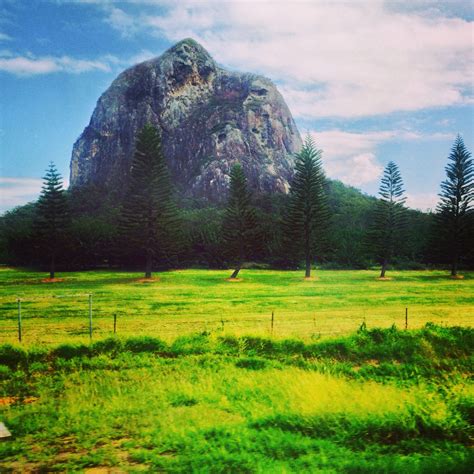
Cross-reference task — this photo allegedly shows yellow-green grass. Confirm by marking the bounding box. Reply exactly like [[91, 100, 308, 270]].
[[1, 325, 473, 472], [0, 267, 472, 345]]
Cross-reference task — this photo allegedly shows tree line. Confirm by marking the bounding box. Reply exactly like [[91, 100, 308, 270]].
[[1, 125, 472, 279]]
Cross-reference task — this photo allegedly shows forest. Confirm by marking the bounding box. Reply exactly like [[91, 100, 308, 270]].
[[0, 130, 472, 277]]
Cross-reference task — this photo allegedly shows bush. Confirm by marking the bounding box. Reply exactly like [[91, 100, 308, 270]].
[[0, 344, 27, 369], [91, 337, 124, 355], [235, 357, 267, 370], [278, 339, 306, 356], [52, 343, 90, 360], [123, 336, 167, 353], [217, 336, 240, 355], [171, 334, 211, 355], [241, 337, 277, 356]]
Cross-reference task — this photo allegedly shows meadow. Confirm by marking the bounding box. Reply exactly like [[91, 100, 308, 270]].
[[0, 267, 473, 472], [0, 267, 472, 345], [0, 325, 473, 472]]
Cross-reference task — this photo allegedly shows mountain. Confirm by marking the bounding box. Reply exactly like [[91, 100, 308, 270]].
[[70, 38, 302, 202]]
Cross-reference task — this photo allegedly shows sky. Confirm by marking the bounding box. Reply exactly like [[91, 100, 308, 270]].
[[0, 0, 473, 214]]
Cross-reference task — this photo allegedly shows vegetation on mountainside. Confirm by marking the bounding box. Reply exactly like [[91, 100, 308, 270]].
[[0, 135, 472, 273]]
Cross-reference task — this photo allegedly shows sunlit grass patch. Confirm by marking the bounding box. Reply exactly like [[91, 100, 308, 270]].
[[0, 268, 472, 345]]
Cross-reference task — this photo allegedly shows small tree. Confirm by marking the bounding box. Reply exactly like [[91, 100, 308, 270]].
[[120, 124, 180, 278], [435, 135, 473, 276], [222, 164, 258, 279], [368, 161, 406, 278], [35, 162, 69, 279], [284, 135, 329, 278]]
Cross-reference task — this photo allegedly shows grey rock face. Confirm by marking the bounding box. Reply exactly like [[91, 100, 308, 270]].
[[70, 39, 302, 202]]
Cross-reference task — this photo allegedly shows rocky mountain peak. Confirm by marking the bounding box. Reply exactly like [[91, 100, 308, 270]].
[[70, 39, 302, 202]]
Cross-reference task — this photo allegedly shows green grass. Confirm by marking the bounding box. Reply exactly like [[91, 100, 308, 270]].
[[0, 268, 472, 472], [0, 267, 472, 345], [0, 325, 473, 472]]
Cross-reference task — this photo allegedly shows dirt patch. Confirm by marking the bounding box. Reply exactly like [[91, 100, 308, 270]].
[[0, 396, 38, 406], [226, 278, 242, 282], [450, 275, 464, 280], [41, 278, 65, 283], [136, 277, 161, 283], [304, 276, 319, 281], [2, 461, 43, 473], [85, 468, 125, 474], [376, 277, 392, 281]]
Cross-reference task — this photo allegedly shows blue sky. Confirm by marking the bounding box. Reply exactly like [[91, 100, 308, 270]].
[[0, 0, 473, 213]]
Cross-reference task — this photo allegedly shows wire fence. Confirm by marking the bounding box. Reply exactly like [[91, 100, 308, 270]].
[[1, 293, 471, 345]]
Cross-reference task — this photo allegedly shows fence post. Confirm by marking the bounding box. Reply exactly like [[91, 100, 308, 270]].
[[271, 311, 274, 335], [114, 313, 117, 334], [89, 294, 93, 340], [405, 307, 408, 330], [17, 299, 22, 343]]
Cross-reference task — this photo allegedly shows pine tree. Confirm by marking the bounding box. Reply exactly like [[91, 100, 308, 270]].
[[120, 124, 180, 279], [284, 135, 329, 278], [435, 135, 474, 277], [222, 164, 258, 279], [35, 162, 69, 279], [369, 161, 406, 278]]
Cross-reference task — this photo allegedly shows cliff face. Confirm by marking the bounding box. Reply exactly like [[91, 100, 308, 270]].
[[70, 38, 302, 202]]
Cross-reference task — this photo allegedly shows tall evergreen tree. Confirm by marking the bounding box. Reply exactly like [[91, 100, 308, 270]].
[[368, 161, 406, 278], [284, 135, 329, 278], [120, 124, 180, 279], [222, 164, 258, 279], [35, 162, 69, 279], [435, 135, 473, 276]]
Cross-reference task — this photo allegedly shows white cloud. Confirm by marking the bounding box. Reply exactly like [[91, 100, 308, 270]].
[[326, 151, 383, 187], [0, 48, 161, 76], [0, 54, 111, 76], [405, 192, 439, 212], [0, 32, 11, 41], [311, 129, 451, 187], [0, 176, 71, 214], [105, 6, 139, 37], [0, 177, 42, 213], [105, 1, 473, 119]]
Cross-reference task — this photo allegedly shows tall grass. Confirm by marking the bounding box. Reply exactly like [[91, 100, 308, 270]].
[[1, 325, 472, 472]]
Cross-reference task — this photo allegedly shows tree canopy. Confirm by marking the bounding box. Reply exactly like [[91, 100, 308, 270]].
[[284, 135, 329, 278], [35, 162, 70, 279], [120, 124, 180, 278], [367, 161, 407, 278], [434, 135, 474, 276], [222, 163, 259, 279]]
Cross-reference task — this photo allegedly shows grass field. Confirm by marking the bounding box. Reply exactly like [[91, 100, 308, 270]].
[[0, 325, 473, 472], [0, 267, 473, 345], [1, 267, 472, 472]]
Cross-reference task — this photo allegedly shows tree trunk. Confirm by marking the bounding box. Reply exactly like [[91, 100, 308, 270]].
[[50, 253, 55, 280], [230, 263, 241, 279], [145, 250, 152, 279], [380, 260, 387, 278], [304, 220, 311, 278], [451, 256, 458, 277], [305, 256, 311, 278]]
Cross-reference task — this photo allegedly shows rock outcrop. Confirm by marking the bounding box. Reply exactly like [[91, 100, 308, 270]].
[[70, 38, 302, 202]]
